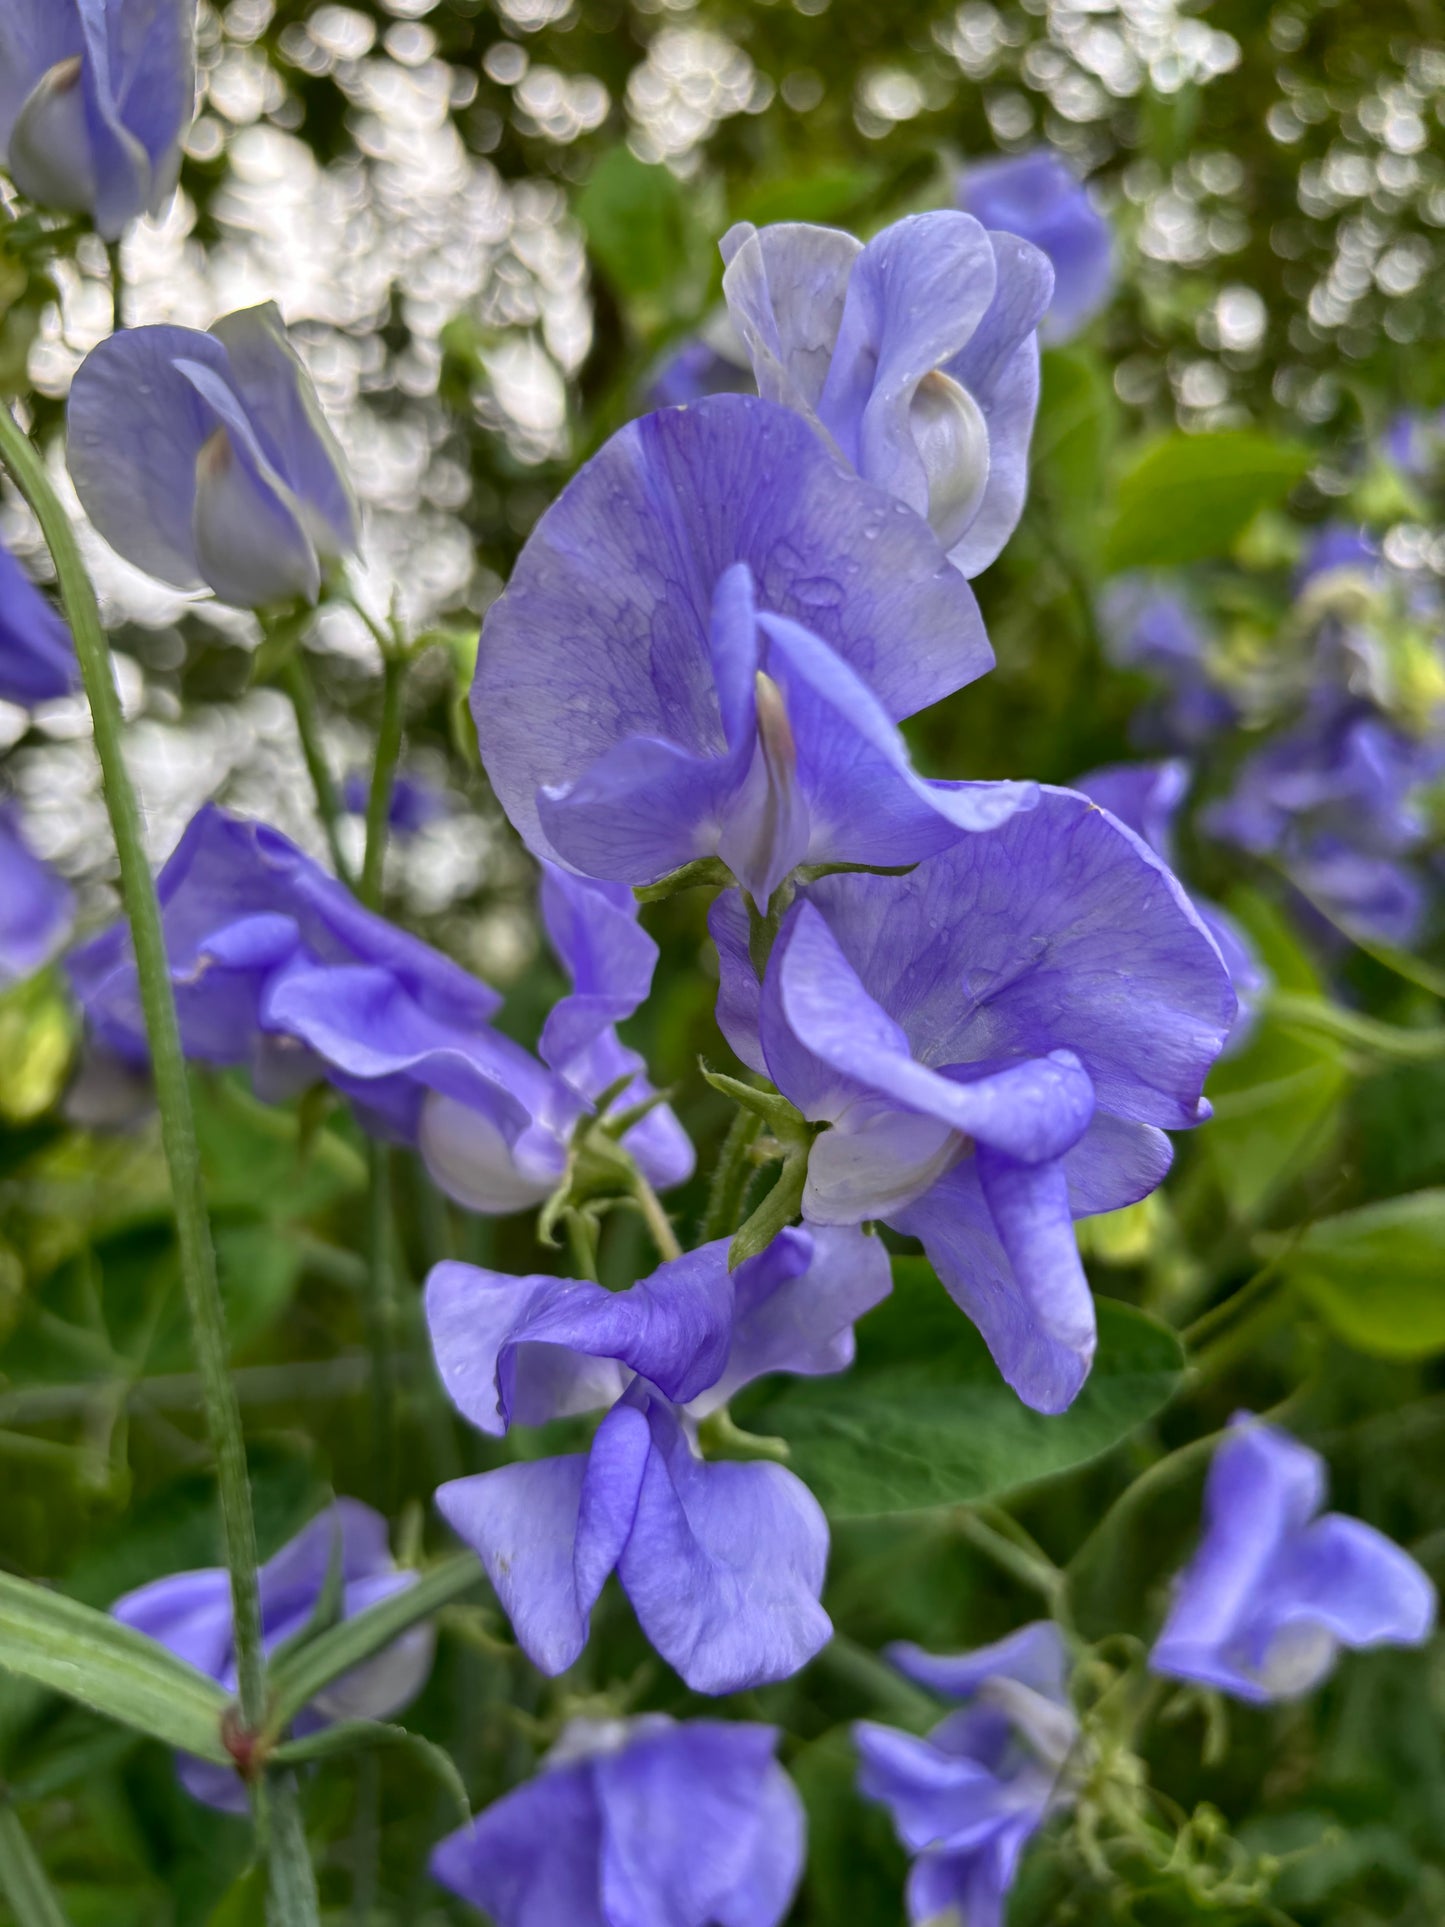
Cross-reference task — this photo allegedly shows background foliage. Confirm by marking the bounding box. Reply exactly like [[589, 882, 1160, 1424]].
[[2, 0, 1445, 1921]]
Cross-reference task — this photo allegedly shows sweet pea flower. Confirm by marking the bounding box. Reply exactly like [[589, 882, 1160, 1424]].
[[473, 394, 1021, 897], [1151, 1416, 1436, 1704], [0, 806, 72, 986], [428, 1225, 890, 1692], [112, 1500, 436, 1811], [1296, 522, 1381, 592], [0, 541, 77, 705], [719, 212, 1052, 577], [0, 0, 195, 239], [1075, 760, 1266, 1048], [856, 1622, 1080, 1927], [1205, 703, 1441, 946], [1383, 406, 1445, 480], [431, 1715, 804, 1927], [67, 304, 358, 608], [711, 789, 1235, 1412], [1102, 580, 1236, 750], [957, 148, 1114, 344], [67, 806, 691, 1213], [340, 769, 450, 834]]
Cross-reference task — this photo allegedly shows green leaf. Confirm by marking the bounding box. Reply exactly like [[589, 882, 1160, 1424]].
[[731, 1258, 1184, 1516], [734, 164, 882, 228], [264, 1553, 481, 1734], [0, 1570, 230, 1760], [0, 1805, 71, 1927], [270, 1719, 470, 1827], [1032, 345, 1118, 560], [1279, 1190, 1445, 1360], [576, 148, 688, 300], [1103, 431, 1313, 572], [1204, 890, 1347, 1218]]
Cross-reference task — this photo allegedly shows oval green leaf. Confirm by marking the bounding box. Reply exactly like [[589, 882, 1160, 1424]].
[[1103, 430, 1312, 572], [1281, 1189, 1445, 1360], [731, 1257, 1184, 1517]]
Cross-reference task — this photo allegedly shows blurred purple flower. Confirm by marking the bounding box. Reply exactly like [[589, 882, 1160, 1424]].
[[712, 789, 1235, 1412], [0, 805, 72, 986], [958, 147, 1114, 344], [112, 1499, 435, 1811], [340, 769, 450, 835], [1383, 407, 1445, 480], [1151, 1415, 1436, 1704], [0, 540, 77, 705], [720, 212, 1052, 576], [0, 0, 195, 239], [67, 806, 691, 1212], [431, 1714, 804, 1927], [1205, 704, 1441, 946], [646, 317, 751, 408], [1102, 580, 1236, 750], [68, 304, 357, 608], [473, 395, 1014, 896], [428, 1225, 889, 1691], [1295, 522, 1381, 592], [856, 1621, 1079, 1927], [1075, 760, 1267, 1047]]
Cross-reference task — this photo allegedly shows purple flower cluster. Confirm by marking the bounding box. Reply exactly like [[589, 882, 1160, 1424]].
[[856, 1622, 1080, 1927], [68, 805, 691, 1211]]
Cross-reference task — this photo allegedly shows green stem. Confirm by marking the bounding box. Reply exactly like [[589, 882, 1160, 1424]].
[[360, 650, 406, 909], [630, 1168, 683, 1263], [1267, 991, 1445, 1063], [0, 407, 266, 1728], [699, 1107, 763, 1244], [259, 1775, 321, 1927], [281, 653, 352, 884], [564, 1211, 600, 1283], [365, 1141, 398, 1512], [0, 1805, 70, 1927], [957, 1509, 1066, 1610]]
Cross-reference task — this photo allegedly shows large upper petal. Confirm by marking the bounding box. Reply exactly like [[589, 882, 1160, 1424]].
[[473, 395, 989, 862], [617, 1398, 830, 1694], [797, 787, 1235, 1130], [719, 219, 860, 425], [67, 323, 229, 587], [425, 1248, 734, 1436]]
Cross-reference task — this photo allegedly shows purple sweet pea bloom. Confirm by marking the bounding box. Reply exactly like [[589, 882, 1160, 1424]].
[[67, 806, 691, 1212], [1383, 407, 1445, 479], [1075, 760, 1267, 1048], [719, 212, 1052, 577], [67, 304, 358, 608], [340, 770, 450, 834], [0, 0, 195, 239], [431, 1714, 804, 1927], [712, 789, 1235, 1412], [112, 1499, 436, 1811], [428, 1226, 889, 1692], [0, 540, 77, 705], [1296, 522, 1380, 591], [473, 394, 1014, 895], [1151, 1415, 1436, 1704], [0, 805, 73, 986], [1102, 580, 1236, 750], [957, 148, 1114, 345], [1205, 704, 1441, 946], [856, 1621, 1080, 1927]]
